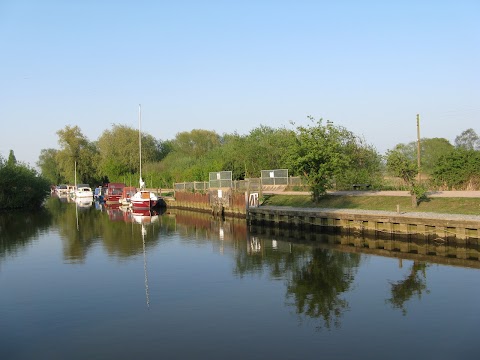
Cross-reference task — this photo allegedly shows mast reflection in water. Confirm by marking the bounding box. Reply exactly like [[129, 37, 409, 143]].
[[0, 198, 479, 359]]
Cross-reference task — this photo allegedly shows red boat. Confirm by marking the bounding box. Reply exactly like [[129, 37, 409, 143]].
[[104, 183, 125, 204], [130, 190, 158, 209], [119, 186, 137, 206]]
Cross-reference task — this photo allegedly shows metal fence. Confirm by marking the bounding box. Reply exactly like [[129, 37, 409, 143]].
[[209, 171, 233, 188], [174, 176, 306, 192], [260, 169, 289, 185], [174, 181, 209, 192]]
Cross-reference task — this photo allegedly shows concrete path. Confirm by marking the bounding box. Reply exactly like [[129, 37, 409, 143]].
[[262, 190, 480, 198]]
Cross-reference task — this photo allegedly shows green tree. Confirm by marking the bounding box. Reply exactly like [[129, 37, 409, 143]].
[[0, 152, 50, 209], [420, 138, 454, 174], [334, 137, 383, 189], [285, 117, 356, 201], [212, 132, 249, 180], [172, 129, 221, 157], [55, 126, 99, 185], [386, 138, 454, 176], [431, 148, 480, 189], [37, 148, 64, 185], [242, 126, 296, 178], [386, 148, 426, 206], [7, 150, 16, 166], [455, 128, 479, 150], [97, 124, 162, 182]]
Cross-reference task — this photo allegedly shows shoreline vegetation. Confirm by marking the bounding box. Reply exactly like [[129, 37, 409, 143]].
[[261, 194, 480, 216], [3, 122, 480, 212]]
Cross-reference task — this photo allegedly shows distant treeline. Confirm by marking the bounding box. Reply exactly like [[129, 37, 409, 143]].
[[33, 118, 480, 198]]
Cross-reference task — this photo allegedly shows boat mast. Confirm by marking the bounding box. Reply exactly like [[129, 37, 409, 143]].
[[139, 104, 142, 188]]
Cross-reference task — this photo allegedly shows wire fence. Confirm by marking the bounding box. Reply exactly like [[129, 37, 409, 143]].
[[174, 176, 305, 192]]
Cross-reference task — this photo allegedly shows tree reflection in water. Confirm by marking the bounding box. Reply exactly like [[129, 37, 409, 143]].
[[386, 261, 429, 315], [0, 207, 52, 259], [235, 236, 361, 330], [286, 248, 360, 329]]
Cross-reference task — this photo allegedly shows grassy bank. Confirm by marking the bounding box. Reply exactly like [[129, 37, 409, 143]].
[[261, 194, 480, 215]]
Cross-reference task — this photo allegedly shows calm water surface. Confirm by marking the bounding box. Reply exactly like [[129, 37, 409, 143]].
[[1, 196, 479, 359]]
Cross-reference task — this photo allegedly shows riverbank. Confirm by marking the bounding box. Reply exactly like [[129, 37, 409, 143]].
[[261, 192, 480, 216], [247, 205, 480, 243]]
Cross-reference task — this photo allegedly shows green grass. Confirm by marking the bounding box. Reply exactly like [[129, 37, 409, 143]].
[[261, 194, 480, 215]]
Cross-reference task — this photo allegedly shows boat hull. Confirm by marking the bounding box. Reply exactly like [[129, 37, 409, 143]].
[[131, 191, 158, 209]]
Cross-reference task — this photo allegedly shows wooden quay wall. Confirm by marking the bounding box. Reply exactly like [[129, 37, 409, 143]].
[[247, 206, 480, 244]]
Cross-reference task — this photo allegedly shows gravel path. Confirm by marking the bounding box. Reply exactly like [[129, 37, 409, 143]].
[[263, 190, 480, 198]]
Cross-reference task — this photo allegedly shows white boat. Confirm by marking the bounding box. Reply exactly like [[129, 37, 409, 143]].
[[75, 186, 94, 199], [67, 185, 77, 197], [55, 184, 68, 197]]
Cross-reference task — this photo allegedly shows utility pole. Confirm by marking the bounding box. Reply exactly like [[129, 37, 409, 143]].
[[416, 114, 421, 182]]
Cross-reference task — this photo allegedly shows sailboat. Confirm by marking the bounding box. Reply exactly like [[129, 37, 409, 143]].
[[73, 161, 94, 201], [131, 104, 159, 209]]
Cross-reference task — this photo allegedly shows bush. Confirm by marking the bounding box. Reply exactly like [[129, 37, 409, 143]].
[[0, 159, 51, 210]]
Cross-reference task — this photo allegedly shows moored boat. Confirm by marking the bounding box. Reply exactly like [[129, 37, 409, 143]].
[[130, 190, 158, 209], [75, 185, 94, 199], [55, 184, 68, 197], [104, 183, 125, 204], [119, 186, 137, 206], [67, 185, 77, 198], [94, 186, 104, 201], [131, 105, 159, 210]]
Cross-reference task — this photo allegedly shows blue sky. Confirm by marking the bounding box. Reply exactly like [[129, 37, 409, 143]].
[[1, 0, 478, 167]]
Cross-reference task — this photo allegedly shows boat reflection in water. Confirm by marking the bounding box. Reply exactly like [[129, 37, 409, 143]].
[[105, 204, 161, 225], [75, 196, 93, 209], [131, 208, 159, 224]]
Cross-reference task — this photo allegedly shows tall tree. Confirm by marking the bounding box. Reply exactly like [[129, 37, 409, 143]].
[[242, 126, 296, 178], [172, 129, 221, 157], [431, 148, 480, 189], [334, 137, 383, 189], [37, 148, 64, 185], [7, 150, 17, 166], [388, 138, 453, 175], [420, 138, 454, 174], [385, 148, 425, 206], [285, 117, 356, 201], [96, 124, 162, 182], [455, 128, 479, 150], [55, 126, 99, 185]]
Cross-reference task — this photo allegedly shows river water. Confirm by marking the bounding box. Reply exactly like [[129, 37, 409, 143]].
[[1, 196, 479, 359]]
